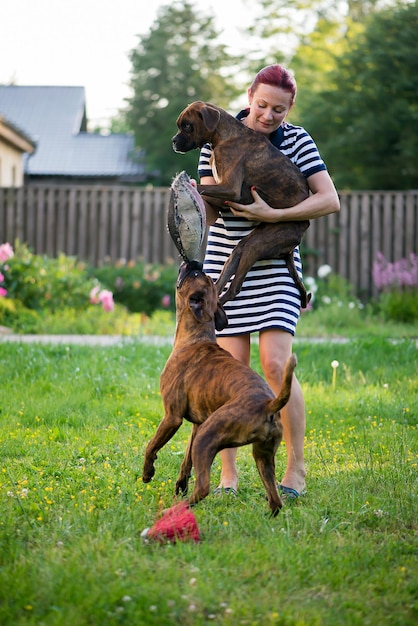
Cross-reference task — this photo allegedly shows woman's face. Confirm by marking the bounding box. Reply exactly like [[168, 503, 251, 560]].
[[245, 83, 293, 136]]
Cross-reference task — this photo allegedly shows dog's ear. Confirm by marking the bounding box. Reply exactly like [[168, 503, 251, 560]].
[[214, 302, 228, 331], [200, 104, 220, 132]]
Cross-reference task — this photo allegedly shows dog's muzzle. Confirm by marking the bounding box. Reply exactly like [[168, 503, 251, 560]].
[[177, 260, 204, 288], [172, 137, 183, 153], [172, 134, 197, 154]]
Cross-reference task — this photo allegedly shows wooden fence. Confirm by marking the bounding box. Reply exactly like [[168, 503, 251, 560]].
[[1, 184, 417, 298]]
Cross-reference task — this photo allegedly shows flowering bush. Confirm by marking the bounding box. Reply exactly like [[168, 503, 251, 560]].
[[0, 241, 114, 331], [372, 252, 418, 290], [90, 260, 177, 315], [303, 264, 363, 313], [372, 252, 418, 323], [89, 286, 114, 312], [0, 242, 14, 264], [299, 264, 368, 333], [0, 243, 14, 298]]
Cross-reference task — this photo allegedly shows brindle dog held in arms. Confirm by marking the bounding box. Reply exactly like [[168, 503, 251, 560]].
[[172, 101, 311, 307], [142, 261, 297, 515]]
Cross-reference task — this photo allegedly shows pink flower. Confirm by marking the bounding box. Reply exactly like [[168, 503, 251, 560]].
[[0, 272, 4, 282], [0, 243, 14, 263], [89, 286, 101, 304], [0, 287, 7, 297], [99, 289, 114, 312], [161, 294, 171, 308], [90, 285, 114, 311], [373, 252, 418, 290]]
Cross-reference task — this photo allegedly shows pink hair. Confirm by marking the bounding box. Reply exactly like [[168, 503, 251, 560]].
[[249, 64, 297, 104]]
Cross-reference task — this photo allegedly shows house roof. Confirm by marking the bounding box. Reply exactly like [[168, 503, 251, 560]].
[[0, 85, 144, 179], [0, 114, 36, 154]]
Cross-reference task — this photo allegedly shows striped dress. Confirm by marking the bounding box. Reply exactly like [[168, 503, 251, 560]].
[[198, 109, 327, 337]]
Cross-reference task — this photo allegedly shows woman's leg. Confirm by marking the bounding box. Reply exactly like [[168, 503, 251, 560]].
[[215, 334, 251, 491], [259, 330, 306, 494]]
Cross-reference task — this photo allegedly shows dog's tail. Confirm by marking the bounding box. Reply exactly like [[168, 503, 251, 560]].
[[266, 354, 297, 414]]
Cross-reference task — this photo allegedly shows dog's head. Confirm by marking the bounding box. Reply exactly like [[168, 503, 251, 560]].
[[172, 101, 221, 154], [176, 261, 228, 332]]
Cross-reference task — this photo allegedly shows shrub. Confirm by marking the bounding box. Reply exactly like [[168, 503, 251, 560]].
[[303, 264, 364, 313], [0, 241, 114, 332], [0, 241, 179, 333], [1, 241, 111, 313], [378, 290, 418, 324], [35, 305, 140, 335], [0, 299, 39, 333], [372, 252, 418, 323], [372, 252, 418, 290], [298, 264, 370, 334], [90, 260, 178, 316]]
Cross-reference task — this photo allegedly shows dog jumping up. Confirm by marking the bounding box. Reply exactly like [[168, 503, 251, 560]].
[[142, 261, 297, 515], [172, 100, 311, 307]]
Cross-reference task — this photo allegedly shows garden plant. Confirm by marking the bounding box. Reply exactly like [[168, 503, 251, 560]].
[[0, 242, 177, 335], [372, 252, 418, 324]]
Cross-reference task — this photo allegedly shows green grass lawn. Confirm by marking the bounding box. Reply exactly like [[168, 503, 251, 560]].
[[0, 337, 417, 625]]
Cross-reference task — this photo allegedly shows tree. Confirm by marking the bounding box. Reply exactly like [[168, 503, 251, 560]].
[[241, 0, 393, 133], [123, 2, 241, 186], [245, 0, 377, 70], [295, 1, 418, 189], [245, 0, 406, 98], [289, 16, 353, 122]]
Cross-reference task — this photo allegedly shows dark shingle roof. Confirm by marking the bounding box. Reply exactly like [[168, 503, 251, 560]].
[[0, 85, 143, 179]]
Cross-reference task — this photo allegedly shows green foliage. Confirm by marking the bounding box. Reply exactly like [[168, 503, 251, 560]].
[[289, 17, 356, 128], [246, 0, 384, 72], [303, 264, 366, 326], [0, 244, 93, 332], [34, 305, 143, 336], [371, 251, 418, 323], [378, 289, 418, 324], [124, 1, 242, 185], [0, 242, 114, 333], [0, 242, 181, 334], [0, 339, 416, 625], [295, 1, 418, 190], [0, 298, 39, 333], [90, 260, 178, 315], [298, 264, 418, 337], [3, 242, 98, 313], [309, 267, 359, 309]]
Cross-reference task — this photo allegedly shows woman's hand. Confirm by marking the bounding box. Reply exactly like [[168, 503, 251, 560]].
[[226, 170, 340, 223], [226, 187, 282, 223]]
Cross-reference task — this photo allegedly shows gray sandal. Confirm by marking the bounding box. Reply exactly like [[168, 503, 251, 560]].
[[213, 486, 237, 496]]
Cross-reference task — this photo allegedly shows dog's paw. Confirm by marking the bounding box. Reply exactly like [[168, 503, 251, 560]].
[[175, 478, 189, 495], [142, 464, 155, 483]]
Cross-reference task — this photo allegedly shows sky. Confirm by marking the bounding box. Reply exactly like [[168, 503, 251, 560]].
[[1, 0, 259, 130]]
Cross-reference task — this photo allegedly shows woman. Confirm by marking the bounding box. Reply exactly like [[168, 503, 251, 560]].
[[198, 64, 340, 498]]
